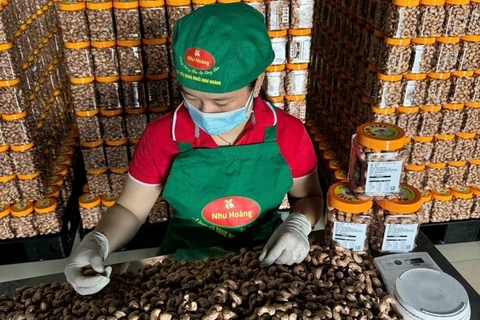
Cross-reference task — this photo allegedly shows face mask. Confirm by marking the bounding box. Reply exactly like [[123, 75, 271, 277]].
[[183, 93, 254, 136]]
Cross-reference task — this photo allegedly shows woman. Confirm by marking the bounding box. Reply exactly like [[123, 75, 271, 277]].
[[65, 3, 324, 295]]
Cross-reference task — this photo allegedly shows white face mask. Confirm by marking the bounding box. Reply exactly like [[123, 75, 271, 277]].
[[183, 93, 254, 136]]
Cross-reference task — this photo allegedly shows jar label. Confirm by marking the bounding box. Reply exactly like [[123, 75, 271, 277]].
[[381, 224, 419, 253], [0, 203, 8, 211], [434, 188, 450, 195], [13, 201, 32, 212], [362, 123, 401, 139], [81, 193, 99, 203], [37, 198, 54, 208], [333, 184, 362, 203], [332, 222, 368, 252], [398, 185, 417, 202], [452, 186, 471, 194], [365, 160, 403, 194]]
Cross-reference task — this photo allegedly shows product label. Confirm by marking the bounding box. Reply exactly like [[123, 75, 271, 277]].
[[202, 196, 260, 229], [332, 222, 368, 251], [362, 123, 401, 139], [365, 160, 403, 194], [381, 224, 419, 252]]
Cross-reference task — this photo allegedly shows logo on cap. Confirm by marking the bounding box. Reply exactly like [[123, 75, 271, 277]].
[[184, 48, 215, 70]]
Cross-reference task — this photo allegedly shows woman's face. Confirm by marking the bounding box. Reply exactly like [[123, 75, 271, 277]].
[[182, 84, 252, 114]]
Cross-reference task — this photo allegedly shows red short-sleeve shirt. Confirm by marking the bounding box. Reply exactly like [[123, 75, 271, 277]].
[[129, 98, 317, 186]]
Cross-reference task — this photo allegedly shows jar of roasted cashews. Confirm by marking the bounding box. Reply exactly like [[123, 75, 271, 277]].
[[466, 159, 480, 186], [10, 200, 38, 238], [192, 0, 215, 10], [402, 164, 426, 190], [446, 161, 468, 188], [166, 0, 192, 37], [430, 187, 454, 222], [425, 162, 447, 190], [396, 107, 421, 138], [0, 203, 14, 240], [34, 198, 61, 235], [113, 0, 142, 41], [101, 194, 119, 214], [417, 0, 445, 38], [139, 0, 168, 38], [265, 0, 290, 31], [47, 175, 69, 207], [263, 64, 286, 97], [450, 186, 474, 220], [82, 140, 107, 171], [431, 134, 455, 163], [87, 168, 111, 196], [371, 184, 423, 254], [325, 182, 373, 253], [409, 136, 434, 165], [471, 185, 480, 218], [383, 0, 420, 39], [44, 185, 64, 213], [109, 168, 128, 196], [421, 190, 433, 223], [269, 30, 287, 65], [149, 195, 171, 223], [79, 193, 102, 230]]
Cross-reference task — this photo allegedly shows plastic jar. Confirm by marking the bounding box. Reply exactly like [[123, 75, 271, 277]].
[[449, 71, 473, 104], [396, 107, 421, 138], [269, 30, 287, 65], [149, 195, 171, 223], [91, 41, 119, 77], [409, 38, 436, 74], [0, 203, 13, 240], [81, 140, 107, 171], [402, 164, 426, 190], [86, 1, 116, 41], [143, 38, 169, 75], [285, 95, 307, 121], [410, 136, 434, 164], [417, 0, 446, 37], [431, 134, 455, 162], [287, 29, 311, 64], [472, 71, 480, 102], [371, 184, 423, 253], [443, 0, 471, 37], [2, 111, 34, 146], [70, 77, 98, 112], [75, 109, 103, 142], [348, 123, 406, 198], [463, 102, 480, 133], [125, 108, 148, 139], [0, 79, 27, 115], [263, 64, 286, 97], [17, 171, 44, 202], [57, 3, 90, 42], [146, 73, 171, 110], [192, 0, 215, 10], [100, 109, 126, 141], [87, 168, 111, 196], [377, 37, 412, 75], [471, 185, 480, 218], [113, 0, 142, 40], [466, 159, 480, 185], [0, 174, 20, 204], [360, 24, 374, 60], [79, 193, 102, 230], [450, 186, 473, 220], [129, 138, 138, 159], [454, 132, 476, 160], [117, 40, 144, 76], [96, 76, 123, 110], [34, 198, 61, 235], [372, 74, 404, 108], [10, 201, 37, 238], [402, 74, 427, 107], [121, 75, 147, 109], [368, 29, 385, 66], [421, 189, 433, 222], [109, 168, 128, 196], [268, 96, 285, 110], [166, 0, 192, 36], [467, 0, 480, 35], [0, 145, 13, 176], [101, 194, 119, 214], [0, 42, 20, 81], [55, 154, 74, 181], [64, 42, 94, 78], [140, 0, 168, 39], [434, 37, 461, 73], [457, 36, 480, 71], [266, 0, 290, 31], [425, 73, 451, 105], [291, 0, 314, 29], [285, 63, 308, 96], [45, 183, 65, 213], [446, 160, 468, 187], [10, 142, 42, 175], [440, 103, 464, 134], [105, 138, 129, 169], [425, 162, 447, 189], [363, 106, 397, 125], [384, 0, 420, 39]]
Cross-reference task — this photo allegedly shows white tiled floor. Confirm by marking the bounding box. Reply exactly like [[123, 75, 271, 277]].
[[436, 241, 480, 294]]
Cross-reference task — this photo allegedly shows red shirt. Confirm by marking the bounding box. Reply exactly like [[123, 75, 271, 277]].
[[129, 98, 317, 186]]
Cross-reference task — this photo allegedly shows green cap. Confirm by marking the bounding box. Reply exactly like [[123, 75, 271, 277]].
[[172, 3, 274, 94]]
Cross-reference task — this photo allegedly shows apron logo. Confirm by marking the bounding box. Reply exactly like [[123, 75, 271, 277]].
[[202, 196, 261, 229]]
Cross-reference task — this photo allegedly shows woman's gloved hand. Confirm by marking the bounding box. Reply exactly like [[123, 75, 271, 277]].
[[64, 231, 112, 295], [259, 213, 312, 267]]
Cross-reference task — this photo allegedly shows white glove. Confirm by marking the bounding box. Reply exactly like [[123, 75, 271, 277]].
[[64, 231, 112, 295], [259, 213, 312, 267]]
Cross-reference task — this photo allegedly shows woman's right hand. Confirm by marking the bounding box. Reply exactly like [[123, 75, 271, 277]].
[[64, 231, 112, 295]]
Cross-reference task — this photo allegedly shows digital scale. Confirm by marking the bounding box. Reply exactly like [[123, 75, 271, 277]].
[[374, 252, 471, 320]]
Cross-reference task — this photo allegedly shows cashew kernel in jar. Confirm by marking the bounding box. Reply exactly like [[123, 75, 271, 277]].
[[0, 203, 14, 240], [34, 198, 62, 235], [430, 187, 453, 222], [10, 200, 38, 238], [450, 186, 474, 220], [79, 193, 102, 230]]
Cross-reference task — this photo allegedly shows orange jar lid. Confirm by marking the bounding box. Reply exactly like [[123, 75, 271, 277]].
[[420, 105, 442, 112], [465, 102, 480, 108], [268, 96, 284, 103], [286, 63, 308, 70], [117, 40, 141, 47], [105, 138, 128, 146], [146, 73, 169, 80], [44, 185, 60, 198], [139, 0, 166, 7], [0, 174, 14, 183], [427, 162, 447, 169], [322, 150, 337, 161], [371, 106, 396, 114], [10, 142, 35, 152], [125, 107, 147, 114], [79, 193, 101, 208], [267, 64, 286, 72], [75, 109, 99, 117], [143, 38, 167, 46], [318, 141, 332, 152], [2, 111, 27, 121], [91, 41, 116, 48], [288, 29, 311, 36], [0, 42, 13, 50], [100, 108, 123, 116], [329, 159, 344, 170], [404, 73, 427, 80], [121, 75, 144, 82], [59, 146, 75, 156], [448, 160, 467, 167], [451, 186, 473, 199], [405, 164, 425, 171], [82, 140, 104, 148], [87, 1, 114, 10], [0, 78, 20, 87], [420, 0, 445, 4], [384, 37, 411, 46], [470, 159, 480, 165], [472, 185, 480, 196], [34, 198, 58, 214], [88, 168, 108, 175], [398, 106, 420, 113], [452, 70, 474, 77], [435, 134, 455, 140], [328, 182, 373, 214], [129, 138, 140, 144], [114, 0, 140, 9], [356, 123, 406, 151], [48, 175, 64, 187], [17, 171, 41, 180], [413, 136, 434, 142], [268, 30, 287, 38], [96, 76, 120, 83], [83, 184, 90, 193], [377, 73, 403, 82], [421, 190, 433, 202], [64, 41, 90, 49], [11, 201, 34, 217], [437, 36, 460, 43], [58, 2, 86, 11], [110, 167, 128, 174], [412, 37, 436, 44], [334, 169, 348, 182], [0, 203, 10, 218], [445, 0, 469, 4], [393, 0, 420, 5], [376, 184, 422, 214], [0, 145, 8, 153], [102, 194, 119, 207], [285, 95, 306, 101], [166, 0, 191, 5], [148, 105, 170, 113], [427, 72, 451, 80], [456, 132, 476, 139], [52, 164, 68, 176]]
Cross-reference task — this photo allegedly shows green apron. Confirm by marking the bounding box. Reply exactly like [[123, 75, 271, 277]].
[[159, 108, 293, 261]]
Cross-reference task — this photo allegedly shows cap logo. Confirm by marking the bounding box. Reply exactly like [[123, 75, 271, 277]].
[[184, 48, 215, 70]]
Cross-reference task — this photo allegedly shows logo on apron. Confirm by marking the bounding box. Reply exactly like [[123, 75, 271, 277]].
[[201, 196, 261, 229]]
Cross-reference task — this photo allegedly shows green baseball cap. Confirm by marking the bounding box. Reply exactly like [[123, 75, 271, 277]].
[[172, 3, 274, 94]]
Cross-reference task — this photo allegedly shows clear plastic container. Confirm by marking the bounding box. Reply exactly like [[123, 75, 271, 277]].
[[285, 95, 307, 122], [431, 134, 456, 163], [446, 161, 468, 187], [384, 0, 420, 39], [117, 40, 144, 76], [263, 64, 286, 97], [34, 198, 61, 235], [409, 37, 436, 74], [0, 79, 28, 115], [467, 0, 480, 35], [17, 171, 44, 202], [359, 106, 397, 125], [451, 186, 473, 220], [472, 70, 480, 102], [368, 29, 385, 66], [86, 1, 116, 41], [125, 108, 148, 139], [96, 76, 123, 110], [372, 73, 404, 108], [75, 109, 103, 142], [121, 75, 147, 109], [266, 0, 290, 31], [100, 109, 126, 141], [287, 29, 311, 64], [166, 0, 192, 36], [449, 71, 473, 104], [472, 185, 480, 218], [377, 37, 412, 75], [285, 63, 308, 96], [0, 145, 13, 176], [0, 203, 14, 240], [417, 0, 446, 37], [268, 95, 285, 110], [149, 195, 171, 223], [421, 189, 433, 223], [143, 38, 169, 75], [457, 36, 480, 71], [140, 0, 168, 39], [410, 136, 434, 165], [10, 201, 37, 238], [10, 142, 42, 175], [291, 0, 314, 29], [105, 138, 129, 169], [146, 74, 171, 109], [87, 168, 111, 196], [402, 74, 427, 107], [70, 77, 98, 112], [348, 123, 406, 199], [0, 42, 20, 81], [64, 42, 94, 78], [57, 3, 90, 42], [109, 168, 128, 196], [81, 140, 107, 171], [454, 132, 476, 161], [434, 37, 461, 73], [463, 102, 480, 132], [2, 111, 34, 146], [443, 0, 471, 37], [113, 1, 142, 40], [425, 162, 447, 189], [425, 72, 452, 105], [439, 103, 464, 134], [79, 193, 102, 230], [371, 184, 423, 254], [91, 41, 120, 77], [396, 107, 420, 138], [0, 175, 20, 204], [269, 30, 287, 65], [325, 182, 373, 252]]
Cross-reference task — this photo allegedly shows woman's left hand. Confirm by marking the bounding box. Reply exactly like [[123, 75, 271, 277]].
[[258, 213, 312, 267]]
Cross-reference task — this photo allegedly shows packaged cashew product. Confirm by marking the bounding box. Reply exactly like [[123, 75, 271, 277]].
[[75, 109, 103, 142], [1, 111, 34, 146], [100, 109, 127, 141], [466, 159, 480, 186], [91, 41, 120, 77], [146, 74, 171, 110], [64, 42, 94, 78], [0, 203, 13, 240], [47, 175, 70, 206], [425, 162, 447, 189], [34, 198, 61, 235], [467, 0, 480, 35], [101, 194, 119, 215], [285, 63, 308, 96], [121, 75, 147, 109], [425, 72, 451, 105], [471, 185, 480, 217], [434, 37, 461, 73], [79, 193, 102, 230], [290, 0, 314, 29], [446, 161, 468, 187], [320, 150, 338, 178], [443, 0, 471, 37], [149, 195, 171, 223], [372, 73, 404, 108], [113, 0, 142, 40], [55, 154, 75, 182], [143, 39, 169, 75], [377, 37, 412, 75], [402, 164, 426, 190], [348, 123, 406, 199], [10, 142, 42, 175], [410, 136, 434, 164], [0, 145, 13, 176], [117, 40, 144, 77], [439, 103, 464, 134], [82, 140, 107, 171], [371, 184, 423, 254], [0, 79, 28, 115], [17, 171, 44, 202], [325, 182, 373, 252], [10, 200, 37, 238], [328, 159, 344, 185], [105, 138, 129, 169], [96, 76, 123, 110], [287, 29, 311, 64], [128, 138, 138, 159], [269, 30, 287, 65], [421, 189, 433, 223], [449, 71, 473, 104], [396, 107, 420, 139], [450, 186, 474, 220], [51, 165, 72, 200], [87, 168, 111, 196], [266, 0, 290, 30], [0, 42, 20, 81], [454, 132, 476, 161], [285, 95, 306, 122], [140, 0, 168, 38], [417, 106, 441, 136], [0, 174, 20, 204], [109, 168, 128, 196], [431, 134, 455, 163], [166, 0, 192, 36], [409, 37, 436, 74], [263, 64, 286, 97], [57, 2, 90, 43], [463, 102, 480, 132], [70, 77, 98, 112], [383, 0, 420, 39], [243, 0, 266, 17], [267, 95, 285, 110], [402, 74, 427, 107], [457, 36, 480, 71], [44, 184, 65, 213], [86, 1, 116, 42], [368, 29, 385, 67], [417, 0, 446, 37], [360, 106, 398, 126]]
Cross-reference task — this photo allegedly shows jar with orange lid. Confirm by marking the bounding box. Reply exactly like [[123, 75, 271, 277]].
[[105, 138, 129, 169], [44, 184, 65, 212], [64, 42, 94, 78], [117, 40, 144, 76], [359, 106, 396, 125], [403, 75, 427, 108], [425, 162, 447, 189], [17, 171, 44, 201], [10, 142, 42, 175], [434, 37, 461, 72], [367, 29, 385, 66], [287, 29, 311, 64], [191, 0, 215, 10], [443, 0, 471, 37], [96, 76, 123, 110], [348, 123, 406, 198], [10, 200, 37, 238], [372, 73, 404, 108], [471, 185, 480, 217], [34, 198, 61, 235], [425, 73, 451, 105], [143, 39, 169, 75], [290, 0, 314, 29], [402, 164, 425, 190], [409, 136, 433, 164], [263, 65, 286, 97], [139, 1, 167, 38], [166, 0, 192, 36], [267, 96, 285, 110], [265, 0, 289, 31], [466, 1, 480, 35], [2, 111, 34, 146], [91, 41, 120, 77], [328, 159, 345, 185], [146, 74, 171, 110], [396, 107, 421, 138], [383, 0, 420, 39], [57, 2, 89, 42], [285, 95, 306, 121], [377, 37, 412, 75], [87, 168, 111, 196], [109, 167, 127, 195], [450, 186, 474, 219], [69, 77, 98, 112], [86, 1, 116, 41], [420, 189, 433, 222], [417, 0, 446, 37], [0, 42, 20, 81], [0, 145, 13, 176], [82, 140, 107, 171], [457, 36, 480, 71], [149, 195, 171, 223], [431, 134, 455, 162], [0, 174, 20, 203], [128, 138, 138, 159], [79, 193, 103, 229], [325, 182, 373, 252], [0, 79, 28, 115], [453, 132, 475, 161], [75, 109, 102, 142], [446, 160, 467, 187], [122, 75, 147, 109], [450, 73, 473, 107], [100, 109, 126, 141], [52, 163, 73, 198], [286, 63, 308, 96], [333, 169, 348, 184], [0, 203, 13, 240], [417, 105, 441, 136], [371, 184, 423, 253], [439, 104, 464, 134], [463, 102, 480, 132], [269, 30, 287, 65], [466, 160, 480, 185], [125, 107, 148, 139], [320, 149, 338, 178], [113, 0, 142, 40]]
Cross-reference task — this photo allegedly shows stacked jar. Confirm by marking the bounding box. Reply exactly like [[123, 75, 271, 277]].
[[79, 193, 102, 230], [114, 0, 142, 41], [146, 74, 171, 112], [140, 0, 168, 38], [0, 203, 14, 240], [166, 0, 192, 36], [34, 198, 61, 235], [10, 200, 37, 238]]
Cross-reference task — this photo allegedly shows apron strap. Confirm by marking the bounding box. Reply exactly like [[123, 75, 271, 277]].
[[263, 102, 278, 143], [176, 141, 193, 152]]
